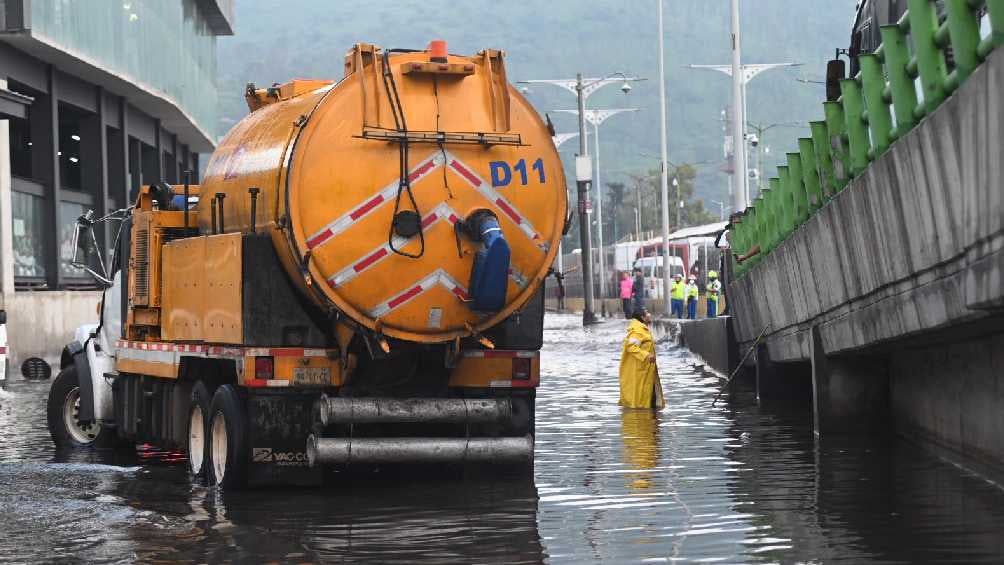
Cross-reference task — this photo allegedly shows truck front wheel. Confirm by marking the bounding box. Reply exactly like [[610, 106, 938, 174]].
[[47, 367, 117, 448], [208, 385, 248, 489]]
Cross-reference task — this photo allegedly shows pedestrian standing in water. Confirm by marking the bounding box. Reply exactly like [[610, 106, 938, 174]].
[[619, 309, 665, 409], [632, 267, 645, 314], [619, 271, 634, 318], [670, 273, 685, 318], [686, 275, 699, 320]]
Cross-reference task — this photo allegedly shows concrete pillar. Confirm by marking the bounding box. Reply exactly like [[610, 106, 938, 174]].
[[755, 343, 811, 406], [810, 325, 889, 435], [43, 66, 61, 289], [94, 87, 110, 260], [0, 79, 14, 301]]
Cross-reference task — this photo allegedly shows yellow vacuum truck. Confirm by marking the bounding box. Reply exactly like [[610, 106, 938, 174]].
[[47, 41, 567, 488]]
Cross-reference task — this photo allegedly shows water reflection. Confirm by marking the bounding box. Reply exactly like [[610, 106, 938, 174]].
[[621, 409, 660, 492], [111, 472, 546, 564], [2, 317, 1004, 563]]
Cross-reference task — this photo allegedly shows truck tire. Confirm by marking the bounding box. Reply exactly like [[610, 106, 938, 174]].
[[208, 385, 248, 489], [187, 381, 212, 479], [47, 366, 117, 448]]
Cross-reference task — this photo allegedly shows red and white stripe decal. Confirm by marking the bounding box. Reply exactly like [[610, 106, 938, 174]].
[[305, 153, 446, 249], [369, 268, 469, 318], [245, 347, 328, 358], [116, 341, 334, 362], [443, 151, 544, 245], [244, 379, 292, 388], [305, 151, 545, 252], [327, 203, 461, 288]]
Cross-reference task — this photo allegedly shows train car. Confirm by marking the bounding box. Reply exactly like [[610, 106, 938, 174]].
[[47, 40, 567, 488]]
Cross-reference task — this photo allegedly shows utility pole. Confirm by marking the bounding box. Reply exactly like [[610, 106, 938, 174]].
[[574, 74, 597, 325], [555, 108, 637, 299], [689, 50, 801, 207], [729, 0, 747, 212], [656, 0, 672, 315], [710, 199, 731, 221], [745, 121, 809, 195], [551, 131, 580, 281], [519, 74, 643, 325]]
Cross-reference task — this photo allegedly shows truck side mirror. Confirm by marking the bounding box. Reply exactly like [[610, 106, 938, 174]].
[[826, 59, 845, 102], [0, 310, 6, 324], [71, 210, 113, 287]]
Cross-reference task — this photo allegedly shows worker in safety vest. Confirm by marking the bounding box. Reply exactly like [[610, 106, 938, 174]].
[[685, 275, 699, 320], [706, 270, 722, 318], [619, 308, 665, 410], [670, 274, 685, 318]]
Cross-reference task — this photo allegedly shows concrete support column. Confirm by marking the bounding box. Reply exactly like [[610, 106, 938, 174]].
[[0, 79, 14, 299], [94, 87, 110, 259], [119, 98, 131, 204], [810, 325, 889, 435], [154, 118, 163, 181], [42, 66, 61, 289], [755, 343, 811, 406]]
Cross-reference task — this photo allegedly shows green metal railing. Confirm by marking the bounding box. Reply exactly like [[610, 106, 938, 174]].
[[733, 0, 1002, 277]]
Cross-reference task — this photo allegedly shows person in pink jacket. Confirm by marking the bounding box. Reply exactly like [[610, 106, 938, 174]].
[[620, 271, 634, 318]]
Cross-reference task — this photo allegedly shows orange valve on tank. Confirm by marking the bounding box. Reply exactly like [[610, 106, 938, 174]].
[[428, 39, 448, 63]]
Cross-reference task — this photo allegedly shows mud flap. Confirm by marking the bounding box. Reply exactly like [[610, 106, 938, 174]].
[[66, 342, 96, 422], [245, 390, 324, 486]]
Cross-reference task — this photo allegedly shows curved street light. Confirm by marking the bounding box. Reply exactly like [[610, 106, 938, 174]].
[[517, 73, 645, 323]]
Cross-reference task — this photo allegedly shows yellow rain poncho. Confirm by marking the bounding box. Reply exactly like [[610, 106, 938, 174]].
[[619, 319, 665, 409]]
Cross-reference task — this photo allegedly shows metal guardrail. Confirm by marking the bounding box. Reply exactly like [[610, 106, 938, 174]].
[[733, 0, 1002, 277]]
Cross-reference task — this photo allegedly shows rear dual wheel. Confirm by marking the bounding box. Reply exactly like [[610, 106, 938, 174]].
[[187, 382, 212, 479], [207, 385, 249, 489]]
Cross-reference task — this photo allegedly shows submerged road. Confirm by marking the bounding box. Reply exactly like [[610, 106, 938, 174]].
[[1, 313, 1003, 563]]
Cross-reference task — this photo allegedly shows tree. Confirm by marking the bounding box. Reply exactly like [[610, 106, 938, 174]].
[[616, 164, 714, 238]]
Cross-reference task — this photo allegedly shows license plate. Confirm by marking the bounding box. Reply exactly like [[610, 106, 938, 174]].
[[292, 367, 330, 386]]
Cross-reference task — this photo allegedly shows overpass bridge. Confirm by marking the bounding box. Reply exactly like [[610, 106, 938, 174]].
[[723, 1, 1004, 472]]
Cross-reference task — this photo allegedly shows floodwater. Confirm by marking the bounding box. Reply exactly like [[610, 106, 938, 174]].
[[1, 314, 1004, 563]]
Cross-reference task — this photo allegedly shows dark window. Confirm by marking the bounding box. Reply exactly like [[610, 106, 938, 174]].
[[58, 104, 84, 191], [11, 190, 47, 280], [9, 114, 32, 179], [58, 200, 87, 279]]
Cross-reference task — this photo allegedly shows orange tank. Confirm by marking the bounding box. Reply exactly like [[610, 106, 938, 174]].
[[198, 42, 567, 344]]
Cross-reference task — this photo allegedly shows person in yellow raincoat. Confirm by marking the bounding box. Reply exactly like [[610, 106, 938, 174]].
[[619, 309, 665, 409]]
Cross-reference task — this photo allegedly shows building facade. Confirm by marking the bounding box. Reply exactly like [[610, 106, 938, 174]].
[[0, 0, 233, 365]]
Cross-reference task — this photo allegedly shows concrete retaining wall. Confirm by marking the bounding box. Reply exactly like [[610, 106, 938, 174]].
[[891, 333, 1004, 471], [676, 317, 736, 376], [545, 297, 719, 319], [3, 290, 102, 367], [727, 47, 1004, 363]]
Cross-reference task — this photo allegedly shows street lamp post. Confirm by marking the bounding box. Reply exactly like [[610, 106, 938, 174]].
[[552, 132, 580, 148], [555, 108, 638, 299], [745, 121, 808, 194], [574, 74, 597, 324], [551, 131, 580, 280], [519, 74, 644, 325], [656, 0, 673, 316], [710, 200, 732, 221], [687, 51, 802, 209]]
